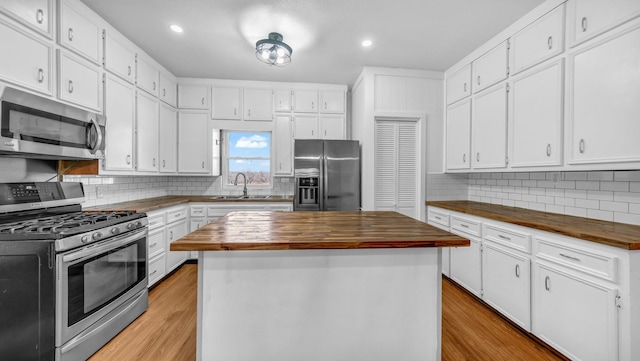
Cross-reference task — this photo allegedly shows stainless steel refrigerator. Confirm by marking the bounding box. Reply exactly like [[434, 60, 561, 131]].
[[293, 139, 360, 211]]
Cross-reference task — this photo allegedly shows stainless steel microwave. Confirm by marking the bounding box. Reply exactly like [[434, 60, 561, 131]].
[[0, 86, 105, 160]]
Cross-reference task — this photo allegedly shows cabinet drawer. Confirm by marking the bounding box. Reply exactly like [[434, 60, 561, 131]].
[[148, 254, 166, 287], [428, 209, 450, 228], [484, 224, 531, 253], [190, 205, 206, 217], [450, 215, 481, 237], [148, 229, 165, 258], [207, 206, 236, 217], [536, 237, 618, 282], [146, 213, 165, 230], [166, 207, 187, 223]]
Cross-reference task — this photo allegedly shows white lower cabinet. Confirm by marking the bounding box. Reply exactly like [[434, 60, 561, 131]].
[[146, 211, 166, 287], [146, 205, 188, 286], [449, 215, 482, 297]]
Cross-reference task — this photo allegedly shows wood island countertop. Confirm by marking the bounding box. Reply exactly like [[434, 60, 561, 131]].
[[170, 211, 469, 251], [427, 200, 640, 250]]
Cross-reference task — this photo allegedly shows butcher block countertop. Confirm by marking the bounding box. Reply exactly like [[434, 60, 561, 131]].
[[170, 211, 469, 251], [427, 200, 640, 250], [84, 195, 293, 213]]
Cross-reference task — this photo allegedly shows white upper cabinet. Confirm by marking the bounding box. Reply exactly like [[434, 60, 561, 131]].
[[0, 0, 53, 38], [293, 115, 318, 139], [158, 103, 177, 173], [319, 115, 345, 140], [472, 40, 509, 93], [274, 115, 293, 176], [446, 64, 472, 105], [319, 90, 345, 113], [103, 73, 135, 171], [159, 71, 177, 107], [446, 99, 472, 170], [57, 50, 101, 111], [472, 83, 507, 169], [178, 111, 210, 174], [273, 89, 292, 112], [510, 4, 565, 75], [510, 59, 564, 168], [178, 84, 209, 109], [568, 20, 640, 165], [136, 53, 159, 97], [58, 0, 102, 65], [293, 89, 318, 113], [211, 86, 241, 119], [136, 91, 159, 172], [0, 17, 52, 95], [568, 0, 640, 46], [103, 29, 136, 84], [243, 88, 272, 120]]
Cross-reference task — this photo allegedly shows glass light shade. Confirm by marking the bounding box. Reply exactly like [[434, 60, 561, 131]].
[[255, 32, 292, 67]]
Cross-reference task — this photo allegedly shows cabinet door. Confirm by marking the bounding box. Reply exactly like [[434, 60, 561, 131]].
[[274, 115, 293, 176], [319, 90, 345, 113], [293, 115, 318, 139], [103, 30, 136, 84], [511, 4, 565, 75], [136, 54, 159, 97], [136, 91, 159, 172], [178, 84, 208, 109], [166, 220, 188, 273], [533, 262, 618, 361], [569, 0, 640, 46], [450, 235, 483, 297], [510, 60, 563, 168], [446, 64, 472, 104], [244, 88, 272, 120], [58, 0, 101, 64], [159, 72, 177, 107], [0, 17, 52, 94], [212, 86, 241, 119], [178, 111, 210, 173], [473, 40, 509, 93], [103, 73, 134, 171], [58, 50, 101, 111], [273, 89, 292, 112], [0, 0, 53, 37], [158, 103, 177, 173], [482, 243, 531, 330], [148, 228, 165, 259], [446, 99, 471, 170], [472, 83, 507, 169], [319, 115, 345, 140], [568, 21, 640, 165], [293, 89, 318, 113]]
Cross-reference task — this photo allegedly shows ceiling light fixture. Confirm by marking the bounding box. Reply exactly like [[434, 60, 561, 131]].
[[362, 40, 373, 47], [255, 32, 292, 67], [170, 24, 183, 33]]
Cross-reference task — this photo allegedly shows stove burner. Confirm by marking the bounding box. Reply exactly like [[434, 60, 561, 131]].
[[0, 211, 138, 236]]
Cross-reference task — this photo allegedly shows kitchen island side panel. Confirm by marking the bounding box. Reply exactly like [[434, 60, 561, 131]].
[[198, 248, 442, 361]]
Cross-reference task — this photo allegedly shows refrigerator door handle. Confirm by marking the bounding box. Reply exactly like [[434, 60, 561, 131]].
[[320, 155, 327, 211]]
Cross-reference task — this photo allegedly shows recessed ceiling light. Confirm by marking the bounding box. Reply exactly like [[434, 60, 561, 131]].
[[362, 40, 373, 47], [170, 24, 183, 33]]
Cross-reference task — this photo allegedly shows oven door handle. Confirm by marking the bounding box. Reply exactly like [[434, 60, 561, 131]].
[[62, 228, 146, 263]]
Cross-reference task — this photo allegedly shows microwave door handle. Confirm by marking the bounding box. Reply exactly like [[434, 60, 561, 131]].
[[62, 228, 146, 263], [86, 118, 103, 154]]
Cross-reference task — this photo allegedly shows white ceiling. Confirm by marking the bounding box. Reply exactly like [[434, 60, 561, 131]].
[[80, 0, 545, 87]]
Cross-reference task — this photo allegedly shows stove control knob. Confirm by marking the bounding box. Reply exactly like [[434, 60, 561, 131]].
[[111, 227, 120, 235], [136, 221, 143, 228], [81, 235, 90, 243], [126, 223, 134, 230], [92, 232, 103, 241]]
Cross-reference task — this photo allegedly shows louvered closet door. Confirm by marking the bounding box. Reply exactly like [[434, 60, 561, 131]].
[[374, 120, 418, 218]]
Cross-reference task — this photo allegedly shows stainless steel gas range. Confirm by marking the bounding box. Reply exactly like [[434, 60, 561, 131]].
[[0, 182, 148, 361]]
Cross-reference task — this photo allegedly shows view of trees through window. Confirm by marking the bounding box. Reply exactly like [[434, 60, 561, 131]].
[[226, 131, 271, 186]]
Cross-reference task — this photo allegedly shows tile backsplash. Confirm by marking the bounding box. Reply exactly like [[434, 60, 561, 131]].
[[428, 170, 640, 226], [63, 175, 294, 208]]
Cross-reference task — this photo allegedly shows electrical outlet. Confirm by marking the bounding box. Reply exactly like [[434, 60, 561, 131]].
[[550, 172, 562, 183], [280, 178, 290, 183], [96, 186, 104, 199]]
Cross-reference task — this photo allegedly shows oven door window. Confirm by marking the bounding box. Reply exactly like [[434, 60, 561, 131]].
[[66, 239, 146, 326]]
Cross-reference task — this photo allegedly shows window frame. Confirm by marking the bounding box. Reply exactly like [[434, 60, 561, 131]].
[[222, 130, 273, 190]]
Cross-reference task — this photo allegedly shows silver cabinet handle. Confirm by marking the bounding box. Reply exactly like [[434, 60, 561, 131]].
[[163, 89, 166, 97], [201, 161, 205, 168], [311, 101, 315, 109], [559, 253, 581, 262], [153, 81, 156, 90], [68, 80, 74, 93], [150, 269, 158, 276], [234, 108, 237, 116], [150, 242, 158, 248], [547, 36, 553, 50], [477, 75, 481, 85], [311, 130, 315, 136], [38, 68, 44, 83], [498, 234, 511, 241], [201, 97, 205, 105], [152, 158, 156, 167], [460, 224, 469, 228], [324, 102, 327, 110], [579, 139, 585, 154], [162, 160, 166, 168], [515, 264, 520, 278], [170, 230, 173, 240], [581, 17, 588, 32], [128, 65, 131, 76], [126, 155, 131, 164], [547, 144, 551, 157], [463, 83, 467, 92], [68, 28, 74, 41], [248, 108, 251, 117], [434, 216, 442, 220], [324, 130, 327, 136], [545, 276, 551, 291], [476, 152, 480, 162], [463, 153, 466, 163], [36, 9, 44, 24]]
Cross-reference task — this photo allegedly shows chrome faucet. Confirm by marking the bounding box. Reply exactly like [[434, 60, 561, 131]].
[[233, 172, 248, 198]]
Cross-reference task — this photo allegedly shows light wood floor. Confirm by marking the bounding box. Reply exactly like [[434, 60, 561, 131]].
[[90, 264, 566, 361]]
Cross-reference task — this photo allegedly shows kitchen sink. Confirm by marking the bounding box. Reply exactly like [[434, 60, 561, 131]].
[[209, 195, 272, 200]]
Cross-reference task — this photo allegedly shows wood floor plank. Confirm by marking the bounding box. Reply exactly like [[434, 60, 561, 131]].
[[90, 264, 566, 361]]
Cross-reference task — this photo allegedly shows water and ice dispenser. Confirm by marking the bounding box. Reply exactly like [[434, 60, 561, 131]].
[[296, 177, 319, 207]]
